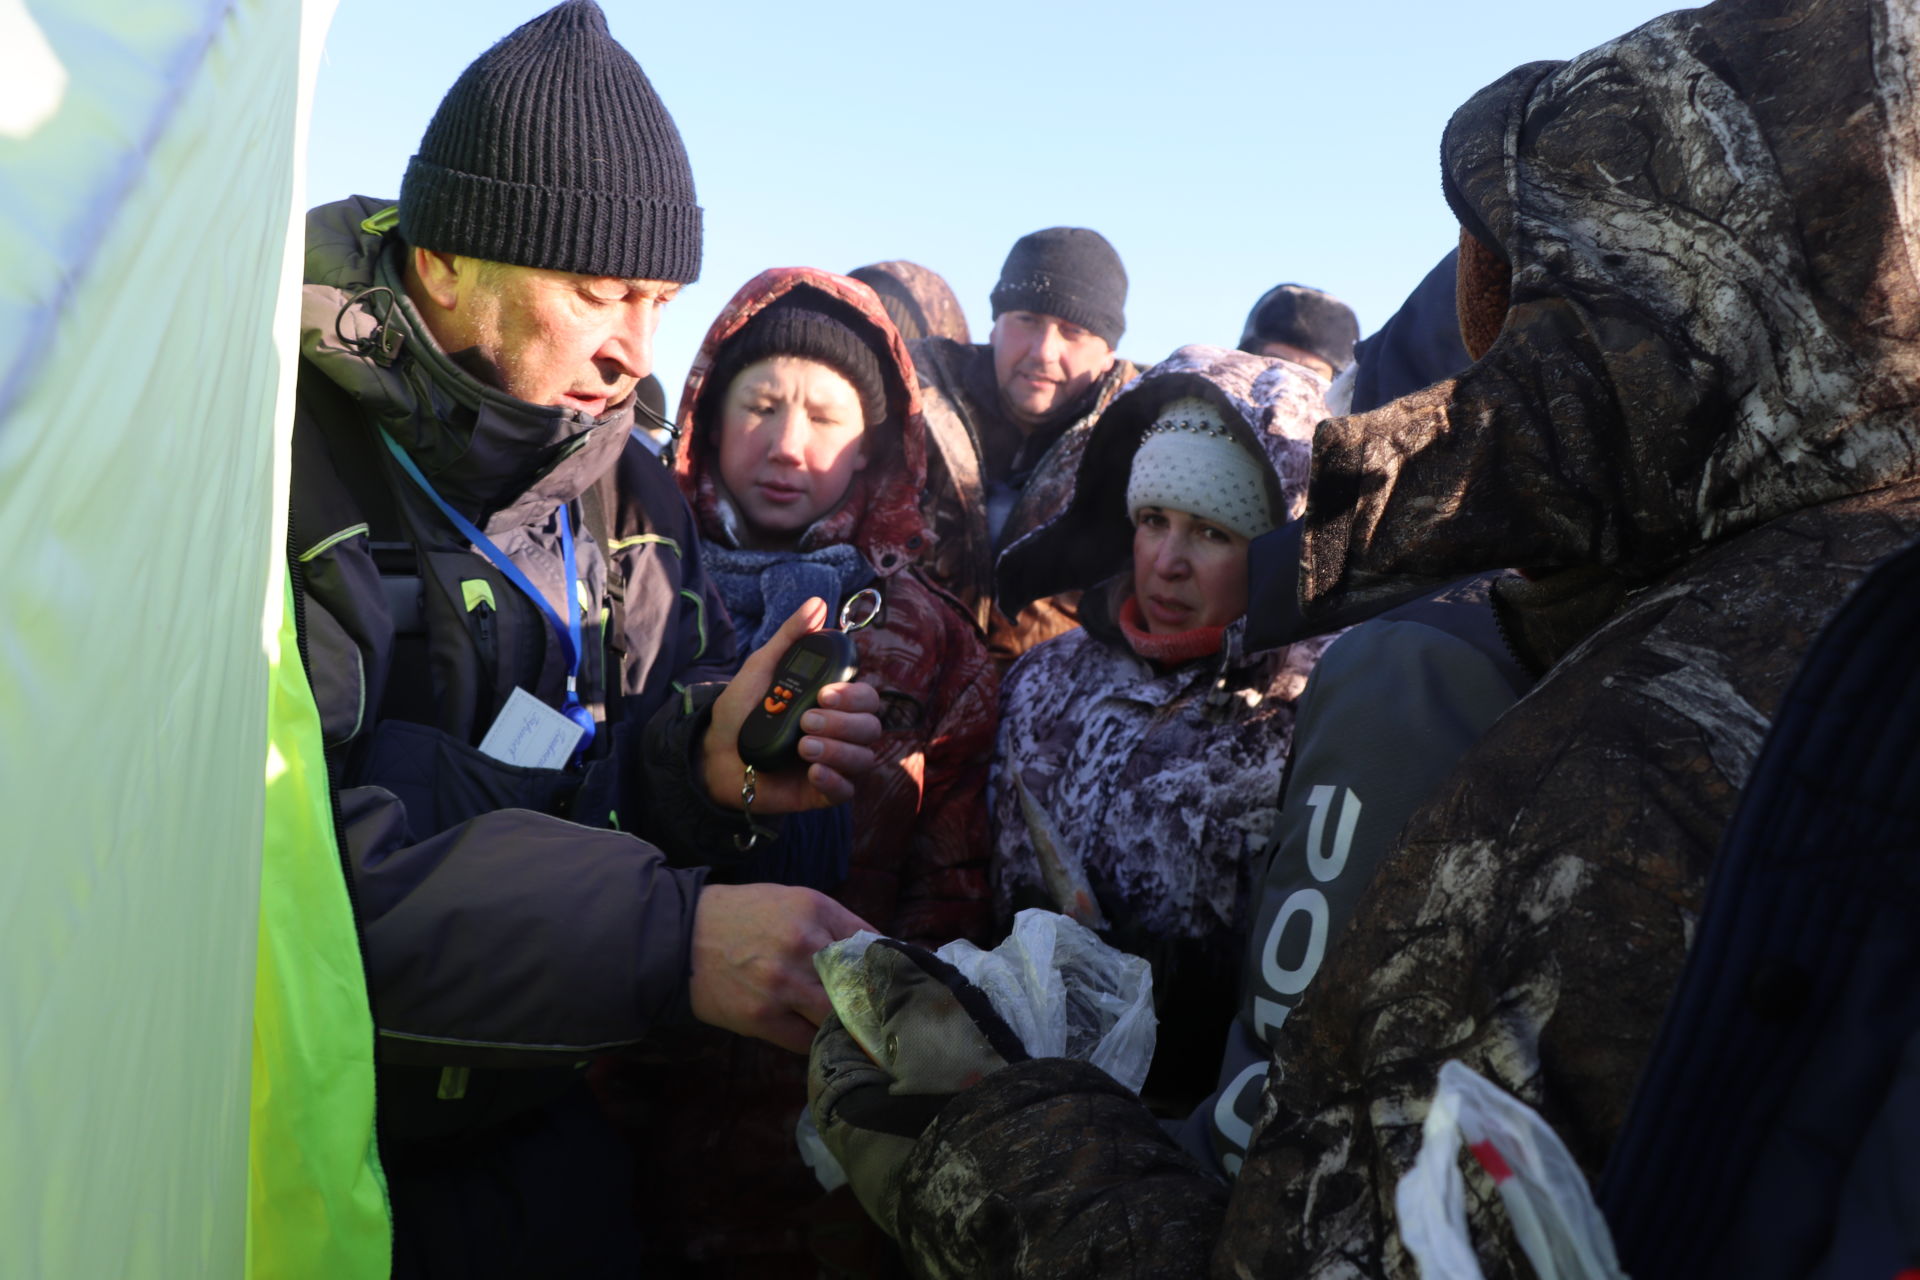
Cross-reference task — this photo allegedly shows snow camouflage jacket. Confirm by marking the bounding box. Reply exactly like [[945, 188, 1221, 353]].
[[987, 345, 1334, 1090], [879, 1, 1920, 1276], [910, 335, 1139, 663]]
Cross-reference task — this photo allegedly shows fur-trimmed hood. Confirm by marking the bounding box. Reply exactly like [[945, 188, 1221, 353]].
[[674, 267, 933, 578], [1300, 0, 1920, 629]]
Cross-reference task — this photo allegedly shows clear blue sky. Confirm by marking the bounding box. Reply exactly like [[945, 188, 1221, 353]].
[[306, 0, 1683, 413]]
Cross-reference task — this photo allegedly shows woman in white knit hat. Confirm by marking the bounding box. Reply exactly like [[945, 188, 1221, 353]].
[[987, 343, 1339, 1108]]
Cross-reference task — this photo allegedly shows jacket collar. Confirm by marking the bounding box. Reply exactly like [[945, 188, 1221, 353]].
[[1077, 576, 1260, 707], [301, 197, 635, 530]]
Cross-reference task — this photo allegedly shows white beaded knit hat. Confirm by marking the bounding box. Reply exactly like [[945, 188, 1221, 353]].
[[1125, 396, 1276, 539]]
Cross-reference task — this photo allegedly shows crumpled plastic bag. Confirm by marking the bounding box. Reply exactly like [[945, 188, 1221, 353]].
[[932, 907, 1157, 1092], [798, 909, 1158, 1186], [1396, 1060, 1628, 1280]]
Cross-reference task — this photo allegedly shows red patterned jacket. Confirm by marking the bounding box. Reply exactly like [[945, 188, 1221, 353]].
[[674, 265, 997, 944], [603, 270, 998, 1273]]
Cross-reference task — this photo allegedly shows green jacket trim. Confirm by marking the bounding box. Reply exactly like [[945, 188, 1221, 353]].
[[298, 523, 368, 563]]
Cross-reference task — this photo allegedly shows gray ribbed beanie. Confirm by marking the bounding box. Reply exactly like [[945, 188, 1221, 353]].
[[399, 0, 703, 282], [989, 227, 1127, 347]]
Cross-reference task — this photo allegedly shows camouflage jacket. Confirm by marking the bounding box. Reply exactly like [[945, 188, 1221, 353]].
[[910, 336, 1138, 664], [885, 0, 1920, 1275]]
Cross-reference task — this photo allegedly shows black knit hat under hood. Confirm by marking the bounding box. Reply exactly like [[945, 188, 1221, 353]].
[[990, 227, 1127, 348], [399, 0, 703, 283], [700, 291, 891, 431]]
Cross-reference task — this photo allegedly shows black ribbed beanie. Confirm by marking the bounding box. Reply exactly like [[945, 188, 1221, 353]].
[[989, 227, 1127, 348], [703, 293, 890, 429], [399, 0, 702, 282]]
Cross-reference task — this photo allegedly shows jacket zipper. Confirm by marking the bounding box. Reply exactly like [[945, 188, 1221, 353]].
[[473, 598, 497, 672], [1487, 579, 1547, 682]]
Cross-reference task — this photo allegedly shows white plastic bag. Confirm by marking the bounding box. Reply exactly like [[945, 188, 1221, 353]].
[[1395, 1060, 1629, 1280], [794, 1108, 846, 1192], [934, 908, 1158, 1093]]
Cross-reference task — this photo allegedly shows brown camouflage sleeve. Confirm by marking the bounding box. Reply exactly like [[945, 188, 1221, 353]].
[[897, 1058, 1228, 1280]]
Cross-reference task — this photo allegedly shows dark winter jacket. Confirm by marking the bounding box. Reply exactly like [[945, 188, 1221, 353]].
[[880, 1, 1920, 1275], [1598, 530, 1920, 1280], [1175, 574, 1530, 1178], [291, 196, 744, 1134], [911, 336, 1138, 663], [611, 267, 997, 1269], [988, 345, 1334, 1097], [1347, 247, 1471, 416]]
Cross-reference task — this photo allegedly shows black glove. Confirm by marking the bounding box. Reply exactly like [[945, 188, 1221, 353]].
[[807, 939, 1029, 1235]]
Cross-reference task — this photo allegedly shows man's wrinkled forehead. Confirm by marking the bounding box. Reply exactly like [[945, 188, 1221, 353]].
[[991, 310, 1109, 345], [479, 258, 684, 303]]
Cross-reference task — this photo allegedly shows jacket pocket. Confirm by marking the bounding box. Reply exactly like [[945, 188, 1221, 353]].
[[305, 603, 368, 748], [351, 718, 581, 840]]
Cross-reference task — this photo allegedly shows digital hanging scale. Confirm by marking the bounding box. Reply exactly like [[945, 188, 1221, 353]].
[[737, 588, 881, 770]]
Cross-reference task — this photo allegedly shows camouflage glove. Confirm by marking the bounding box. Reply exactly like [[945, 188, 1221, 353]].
[[807, 939, 1030, 1236]]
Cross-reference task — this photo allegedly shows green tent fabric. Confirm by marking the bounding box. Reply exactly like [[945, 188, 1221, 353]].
[[251, 575, 389, 1279], [0, 1, 388, 1276]]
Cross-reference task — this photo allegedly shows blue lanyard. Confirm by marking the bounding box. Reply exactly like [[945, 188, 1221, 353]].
[[380, 430, 597, 755]]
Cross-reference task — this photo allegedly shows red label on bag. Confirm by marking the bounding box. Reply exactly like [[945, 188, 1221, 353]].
[[1470, 1140, 1514, 1183]]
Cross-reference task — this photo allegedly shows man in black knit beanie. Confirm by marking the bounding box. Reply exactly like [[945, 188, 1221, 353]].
[[911, 226, 1139, 664], [288, 3, 884, 1272]]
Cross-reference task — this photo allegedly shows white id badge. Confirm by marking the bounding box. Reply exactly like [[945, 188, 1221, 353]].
[[477, 686, 586, 769]]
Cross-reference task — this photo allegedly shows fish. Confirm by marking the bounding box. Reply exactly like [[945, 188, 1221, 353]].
[[812, 932, 1010, 1087], [1014, 773, 1110, 931], [813, 930, 891, 1064]]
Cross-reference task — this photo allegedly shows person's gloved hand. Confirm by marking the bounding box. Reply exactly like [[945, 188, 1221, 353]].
[[807, 939, 1029, 1236]]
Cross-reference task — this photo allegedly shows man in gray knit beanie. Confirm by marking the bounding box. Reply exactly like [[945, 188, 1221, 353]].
[[290, 3, 884, 1272], [911, 226, 1140, 665]]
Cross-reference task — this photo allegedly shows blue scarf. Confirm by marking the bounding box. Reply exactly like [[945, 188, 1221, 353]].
[[701, 540, 874, 892], [703, 542, 875, 652]]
